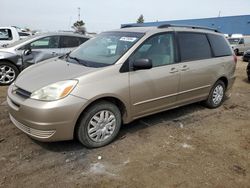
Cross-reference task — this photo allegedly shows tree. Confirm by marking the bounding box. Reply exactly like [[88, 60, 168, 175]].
[[72, 20, 86, 34], [137, 14, 145, 24]]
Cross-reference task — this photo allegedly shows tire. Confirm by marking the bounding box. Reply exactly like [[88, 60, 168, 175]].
[[77, 101, 121, 148], [234, 49, 239, 56], [0, 62, 19, 86], [205, 80, 226, 109]]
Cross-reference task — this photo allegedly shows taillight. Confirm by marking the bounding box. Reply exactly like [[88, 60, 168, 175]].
[[233, 54, 237, 64]]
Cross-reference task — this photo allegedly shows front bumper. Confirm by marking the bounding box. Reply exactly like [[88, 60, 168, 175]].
[[7, 85, 88, 142]]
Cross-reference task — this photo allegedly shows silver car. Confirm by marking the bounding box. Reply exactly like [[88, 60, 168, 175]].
[[0, 33, 90, 85]]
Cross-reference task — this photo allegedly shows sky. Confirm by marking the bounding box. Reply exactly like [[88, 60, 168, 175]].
[[1, 0, 250, 33]]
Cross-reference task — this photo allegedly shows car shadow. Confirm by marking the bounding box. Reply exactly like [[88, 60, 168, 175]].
[[34, 102, 206, 153], [33, 139, 86, 153], [117, 102, 205, 139]]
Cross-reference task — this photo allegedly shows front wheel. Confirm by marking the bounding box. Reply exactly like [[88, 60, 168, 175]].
[[0, 62, 19, 86], [205, 80, 226, 109], [77, 101, 122, 148]]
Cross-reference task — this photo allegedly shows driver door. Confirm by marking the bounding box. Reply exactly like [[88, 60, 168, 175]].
[[129, 33, 180, 119], [22, 36, 60, 69]]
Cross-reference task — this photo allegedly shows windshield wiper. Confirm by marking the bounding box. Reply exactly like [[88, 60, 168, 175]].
[[67, 55, 90, 67], [68, 55, 80, 62]]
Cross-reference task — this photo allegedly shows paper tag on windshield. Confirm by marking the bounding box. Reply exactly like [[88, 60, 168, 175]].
[[120, 37, 137, 42]]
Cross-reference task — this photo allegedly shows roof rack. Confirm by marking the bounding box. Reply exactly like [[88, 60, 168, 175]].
[[158, 24, 220, 33], [121, 24, 144, 29]]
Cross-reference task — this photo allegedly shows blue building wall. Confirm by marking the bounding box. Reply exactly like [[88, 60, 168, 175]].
[[123, 15, 250, 35]]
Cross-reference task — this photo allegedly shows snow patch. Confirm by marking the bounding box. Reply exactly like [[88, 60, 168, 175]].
[[181, 143, 193, 149]]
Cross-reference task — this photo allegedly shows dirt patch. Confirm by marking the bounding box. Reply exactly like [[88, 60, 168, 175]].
[[0, 58, 250, 188]]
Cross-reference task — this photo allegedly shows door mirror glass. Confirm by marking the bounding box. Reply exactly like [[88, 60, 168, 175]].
[[23, 48, 32, 56], [133, 58, 152, 70]]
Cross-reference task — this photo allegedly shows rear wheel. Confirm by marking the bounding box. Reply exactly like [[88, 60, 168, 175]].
[[0, 62, 19, 86], [205, 80, 226, 109], [77, 101, 121, 148]]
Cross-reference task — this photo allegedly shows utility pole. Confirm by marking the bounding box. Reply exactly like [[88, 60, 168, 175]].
[[218, 11, 221, 17], [78, 7, 81, 21]]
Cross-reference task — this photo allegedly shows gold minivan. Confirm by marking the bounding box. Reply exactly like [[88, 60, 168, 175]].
[[7, 25, 236, 148]]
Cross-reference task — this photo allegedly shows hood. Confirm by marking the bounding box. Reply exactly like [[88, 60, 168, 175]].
[[15, 58, 97, 92]]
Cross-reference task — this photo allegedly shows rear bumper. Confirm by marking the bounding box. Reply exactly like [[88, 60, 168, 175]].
[[7, 85, 88, 142]]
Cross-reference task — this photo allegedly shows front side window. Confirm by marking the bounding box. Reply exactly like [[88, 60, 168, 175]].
[[0, 29, 13, 40], [29, 36, 59, 49], [130, 33, 175, 67], [68, 32, 144, 67], [239, 38, 244, 44], [178, 32, 212, 61]]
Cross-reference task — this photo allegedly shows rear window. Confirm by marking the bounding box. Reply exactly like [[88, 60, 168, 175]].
[[178, 32, 212, 61], [208, 34, 232, 57], [0, 29, 13, 40]]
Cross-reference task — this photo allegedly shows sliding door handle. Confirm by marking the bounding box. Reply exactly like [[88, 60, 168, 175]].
[[180, 65, 189, 71], [169, 67, 179, 73]]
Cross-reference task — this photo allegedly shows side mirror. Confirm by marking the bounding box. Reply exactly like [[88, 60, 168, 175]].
[[23, 48, 32, 56], [133, 58, 152, 71]]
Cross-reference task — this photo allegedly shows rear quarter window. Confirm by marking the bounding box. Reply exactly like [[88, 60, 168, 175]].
[[208, 34, 232, 57]]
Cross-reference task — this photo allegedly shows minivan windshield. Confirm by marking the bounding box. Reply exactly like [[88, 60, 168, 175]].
[[228, 38, 240, 45], [68, 31, 144, 67]]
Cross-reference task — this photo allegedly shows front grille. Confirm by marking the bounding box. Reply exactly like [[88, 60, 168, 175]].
[[15, 88, 31, 99], [10, 115, 56, 139]]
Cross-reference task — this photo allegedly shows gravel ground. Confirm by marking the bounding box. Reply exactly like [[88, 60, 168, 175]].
[[0, 58, 249, 188]]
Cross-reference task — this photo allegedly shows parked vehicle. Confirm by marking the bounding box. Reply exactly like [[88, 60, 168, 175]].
[[7, 25, 236, 148], [243, 50, 250, 62], [0, 33, 90, 85], [228, 35, 250, 55], [247, 62, 250, 81], [0, 27, 21, 46]]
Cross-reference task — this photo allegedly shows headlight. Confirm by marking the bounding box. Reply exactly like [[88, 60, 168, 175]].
[[30, 80, 78, 101]]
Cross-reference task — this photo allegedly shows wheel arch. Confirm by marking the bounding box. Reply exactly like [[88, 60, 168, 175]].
[[217, 76, 228, 89], [0, 59, 21, 71], [73, 95, 129, 138]]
